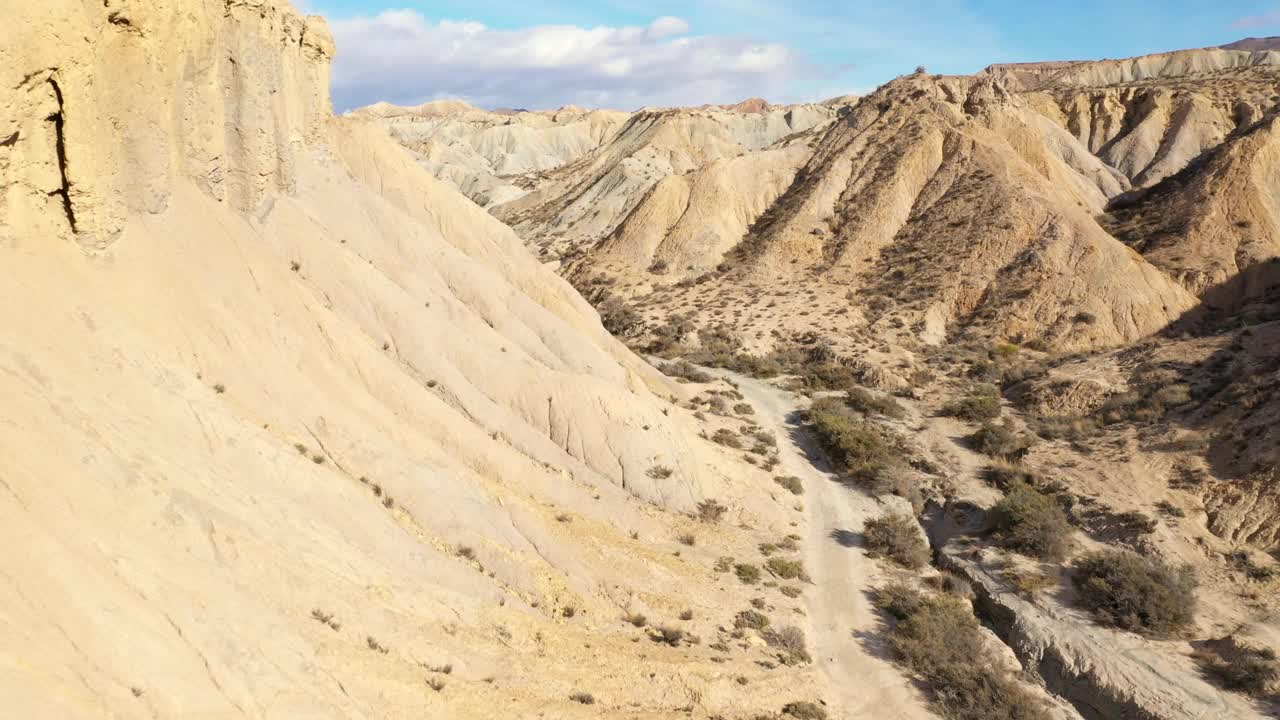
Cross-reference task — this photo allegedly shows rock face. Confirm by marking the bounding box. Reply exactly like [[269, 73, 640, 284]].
[[1, 0, 334, 251], [0, 2, 821, 717]]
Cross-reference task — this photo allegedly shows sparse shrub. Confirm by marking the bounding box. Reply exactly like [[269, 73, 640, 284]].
[[735, 609, 771, 630], [734, 402, 755, 415], [970, 421, 1030, 458], [711, 428, 743, 448], [678, 532, 697, 546], [865, 466, 924, 513], [697, 499, 728, 523], [655, 625, 686, 646], [570, 691, 596, 705], [562, 606, 576, 618], [623, 611, 647, 627], [845, 387, 905, 419], [426, 676, 446, 692], [1195, 639, 1280, 697], [662, 360, 711, 383], [780, 585, 803, 598], [366, 636, 389, 654], [310, 608, 341, 630], [679, 609, 694, 621], [864, 514, 930, 568], [1004, 567, 1056, 595], [989, 482, 1073, 561], [647, 464, 674, 479], [775, 475, 804, 495], [714, 556, 734, 573], [941, 390, 1001, 422], [782, 700, 828, 719], [876, 586, 1052, 720], [735, 563, 761, 584], [213, 383, 226, 394], [765, 557, 809, 581], [1072, 550, 1197, 635]]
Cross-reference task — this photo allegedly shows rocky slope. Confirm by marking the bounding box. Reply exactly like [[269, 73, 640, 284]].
[[0, 2, 848, 717]]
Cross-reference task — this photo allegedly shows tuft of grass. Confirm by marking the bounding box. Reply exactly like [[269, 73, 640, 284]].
[[735, 563, 761, 585], [647, 464, 674, 479], [677, 532, 697, 546], [765, 557, 809, 581], [426, 677, 446, 692]]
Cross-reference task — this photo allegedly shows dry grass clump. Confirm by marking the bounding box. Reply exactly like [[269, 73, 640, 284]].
[[711, 428, 743, 448], [874, 585, 1052, 720], [775, 475, 804, 495], [988, 482, 1073, 561], [863, 514, 930, 568], [765, 557, 809, 581], [1072, 550, 1197, 635], [735, 563, 761, 584]]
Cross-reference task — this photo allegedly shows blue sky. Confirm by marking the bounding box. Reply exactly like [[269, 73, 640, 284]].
[[304, 0, 1280, 111]]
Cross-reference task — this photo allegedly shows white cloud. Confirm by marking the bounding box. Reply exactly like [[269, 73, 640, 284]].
[[328, 11, 805, 111], [1234, 11, 1280, 29]]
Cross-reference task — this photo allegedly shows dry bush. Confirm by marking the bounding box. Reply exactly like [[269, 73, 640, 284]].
[[970, 421, 1031, 458], [1072, 550, 1197, 635], [874, 586, 1052, 720], [697, 499, 728, 523], [661, 360, 712, 383], [711, 428, 742, 448], [864, 514, 930, 569], [735, 609, 770, 630], [941, 387, 1002, 422], [764, 625, 812, 665], [1194, 639, 1280, 698], [989, 482, 1073, 561], [846, 387, 906, 419]]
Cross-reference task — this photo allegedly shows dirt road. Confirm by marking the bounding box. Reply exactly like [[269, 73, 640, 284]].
[[723, 372, 937, 720]]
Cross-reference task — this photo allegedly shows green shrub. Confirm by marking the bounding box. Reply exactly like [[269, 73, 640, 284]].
[[1072, 550, 1197, 635], [989, 482, 1073, 561], [806, 399, 893, 478], [864, 514, 930, 569]]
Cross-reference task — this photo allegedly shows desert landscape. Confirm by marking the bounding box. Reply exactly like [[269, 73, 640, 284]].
[[2, 1, 1278, 718]]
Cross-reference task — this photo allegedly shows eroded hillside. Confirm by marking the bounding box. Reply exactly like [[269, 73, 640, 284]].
[[368, 38, 1280, 720]]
